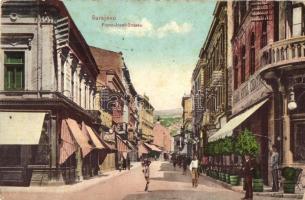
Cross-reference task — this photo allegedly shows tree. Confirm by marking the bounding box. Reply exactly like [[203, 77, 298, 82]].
[[235, 129, 260, 157]]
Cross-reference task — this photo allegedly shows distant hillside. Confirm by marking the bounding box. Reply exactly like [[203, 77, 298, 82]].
[[154, 109, 182, 136], [155, 108, 182, 117]]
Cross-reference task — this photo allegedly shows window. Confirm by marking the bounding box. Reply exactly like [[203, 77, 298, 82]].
[[31, 116, 50, 165], [240, 1, 247, 20], [234, 3, 240, 34], [0, 146, 21, 167], [292, 6, 303, 36], [250, 33, 256, 75], [241, 46, 246, 83], [294, 122, 305, 161], [261, 20, 267, 48], [234, 56, 239, 89], [4, 52, 24, 90]]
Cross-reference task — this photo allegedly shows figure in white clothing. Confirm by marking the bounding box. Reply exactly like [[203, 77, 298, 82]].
[[189, 155, 199, 187]]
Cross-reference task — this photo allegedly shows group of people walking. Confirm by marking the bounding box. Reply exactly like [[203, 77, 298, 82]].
[[141, 145, 281, 197]]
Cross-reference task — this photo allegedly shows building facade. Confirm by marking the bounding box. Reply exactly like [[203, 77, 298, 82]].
[[200, 1, 230, 151], [181, 94, 193, 157], [191, 58, 205, 157], [137, 95, 154, 142], [0, 0, 103, 185], [259, 1, 305, 174]]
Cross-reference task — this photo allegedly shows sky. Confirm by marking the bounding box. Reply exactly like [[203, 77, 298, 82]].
[[63, 0, 216, 110]]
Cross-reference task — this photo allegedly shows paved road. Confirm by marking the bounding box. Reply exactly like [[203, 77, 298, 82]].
[[0, 161, 297, 200]]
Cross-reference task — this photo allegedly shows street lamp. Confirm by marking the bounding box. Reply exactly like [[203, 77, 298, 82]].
[[288, 90, 297, 111]]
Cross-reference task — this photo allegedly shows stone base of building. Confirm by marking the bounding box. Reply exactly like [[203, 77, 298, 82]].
[[30, 168, 71, 186]]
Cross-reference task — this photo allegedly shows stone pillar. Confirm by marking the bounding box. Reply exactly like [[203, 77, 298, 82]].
[[50, 115, 57, 168], [57, 49, 62, 92], [76, 147, 83, 182], [75, 63, 82, 105], [279, 2, 286, 40], [282, 92, 293, 166], [268, 95, 276, 186], [80, 76, 86, 109]]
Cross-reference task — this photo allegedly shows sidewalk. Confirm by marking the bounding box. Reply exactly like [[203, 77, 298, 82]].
[[0, 162, 141, 194], [202, 174, 304, 199]]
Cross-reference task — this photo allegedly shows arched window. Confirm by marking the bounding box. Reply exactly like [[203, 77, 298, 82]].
[[250, 32, 256, 75]]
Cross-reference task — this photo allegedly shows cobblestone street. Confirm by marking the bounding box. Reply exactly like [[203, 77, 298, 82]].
[[1, 161, 299, 200]]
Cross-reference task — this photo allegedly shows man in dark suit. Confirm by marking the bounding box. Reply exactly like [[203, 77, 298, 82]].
[[242, 154, 254, 200]]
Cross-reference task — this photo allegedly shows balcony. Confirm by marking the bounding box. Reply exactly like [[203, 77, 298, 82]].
[[259, 36, 305, 75]]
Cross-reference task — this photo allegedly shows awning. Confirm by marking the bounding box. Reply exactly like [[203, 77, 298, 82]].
[[116, 135, 131, 152], [59, 120, 77, 164], [83, 123, 106, 149], [103, 140, 117, 151], [208, 99, 268, 142], [66, 118, 93, 157], [0, 112, 45, 145], [138, 143, 149, 155], [126, 141, 136, 151], [144, 143, 162, 152]]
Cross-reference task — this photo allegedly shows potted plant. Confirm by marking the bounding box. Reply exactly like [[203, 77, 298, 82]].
[[252, 164, 264, 192], [282, 167, 298, 193], [233, 129, 260, 187], [223, 137, 233, 183]]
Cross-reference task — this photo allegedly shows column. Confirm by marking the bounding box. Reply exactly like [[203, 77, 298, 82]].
[[50, 115, 57, 169], [282, 92, 293, 166], [75, 63, 82, 105], [57, 49, 62, 92], [76, 147, 83, 182], [80, 76, 86, 109]]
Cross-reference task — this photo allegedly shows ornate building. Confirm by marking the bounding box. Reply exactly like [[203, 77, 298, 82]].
[[0, 0, 103, 185], [200, 1, 230, 143], [259, 1, 305, 172]]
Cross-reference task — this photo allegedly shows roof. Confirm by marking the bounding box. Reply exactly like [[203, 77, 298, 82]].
[[90, 46, 123, 77]]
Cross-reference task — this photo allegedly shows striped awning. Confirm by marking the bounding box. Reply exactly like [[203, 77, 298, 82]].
[[116, 135, 131, 152], [138, 143, 149, 156], [66, 118, 93, 157], [144, 143, 162, 152], [126, 141, 136, 151], [82, 122, 106, 149], [59, 120, 77, 164], [103, 140, 117, 151]]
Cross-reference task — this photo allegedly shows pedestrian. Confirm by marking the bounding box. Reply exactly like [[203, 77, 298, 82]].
[[242, 154, 254, 200], [142, 159, 151, 192], [189, 155, 199, 187], [182, 157, 188, 175], [271, 145, 279, 192]]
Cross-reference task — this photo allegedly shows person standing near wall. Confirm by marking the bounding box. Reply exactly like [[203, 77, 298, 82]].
[[242, 154, 254, 200]]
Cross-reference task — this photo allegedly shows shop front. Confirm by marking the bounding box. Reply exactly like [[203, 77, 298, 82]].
[[0, 111, 50, 186]]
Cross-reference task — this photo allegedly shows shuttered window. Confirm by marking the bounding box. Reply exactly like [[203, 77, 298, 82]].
[[4, 52, 25, 90]]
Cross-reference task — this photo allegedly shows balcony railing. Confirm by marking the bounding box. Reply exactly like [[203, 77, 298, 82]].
[[260, 36, 305, 71]]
